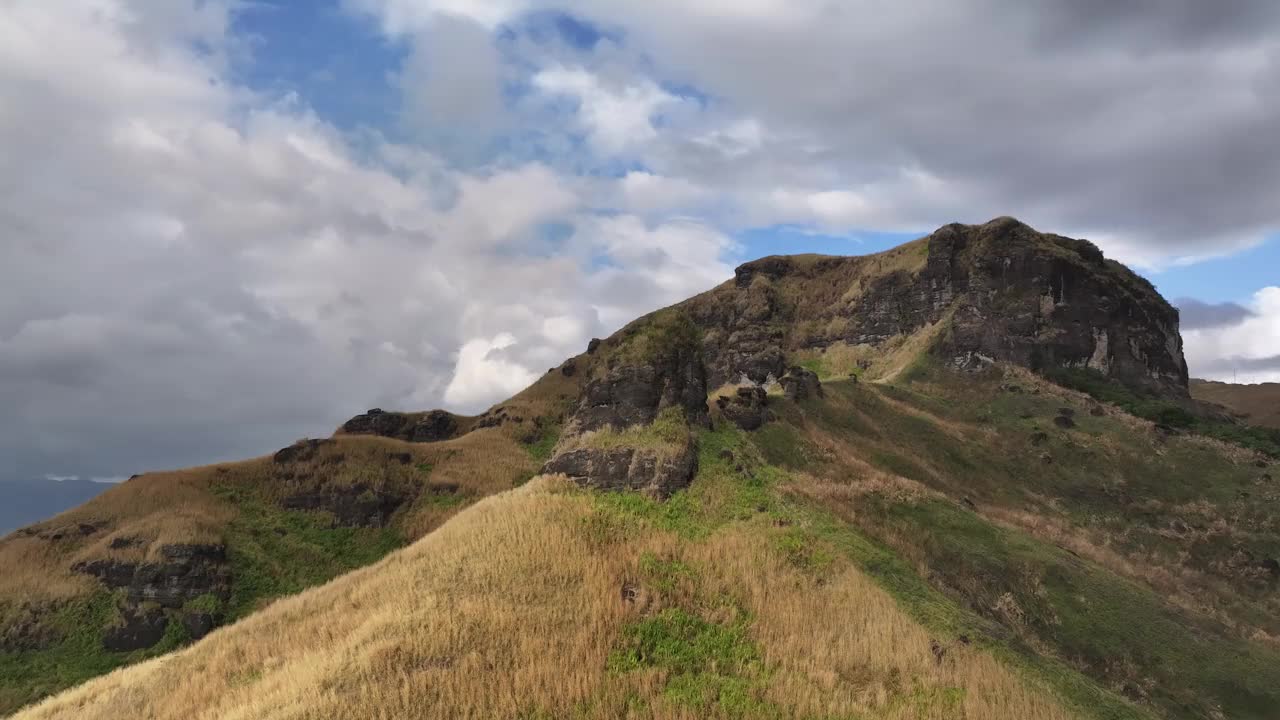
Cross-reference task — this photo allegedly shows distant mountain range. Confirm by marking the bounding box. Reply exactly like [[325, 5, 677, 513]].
[[0, 479, 112, 536]]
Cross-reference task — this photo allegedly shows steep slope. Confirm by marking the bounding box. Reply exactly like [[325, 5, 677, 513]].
[[1191, 379, 1280, 430], [0, 366, 586, 712], [7, 217, 1280, 719], [13, 474, 1079, 720]]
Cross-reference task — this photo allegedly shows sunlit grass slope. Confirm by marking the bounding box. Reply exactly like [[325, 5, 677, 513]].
[[0, 367, 582, 714], [15, 438, 1080, 720]]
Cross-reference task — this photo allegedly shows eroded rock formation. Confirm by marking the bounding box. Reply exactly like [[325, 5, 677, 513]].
[[686, 217, 1188, 397], [73, 543, 232, 650], [340, 408, 462, 443]]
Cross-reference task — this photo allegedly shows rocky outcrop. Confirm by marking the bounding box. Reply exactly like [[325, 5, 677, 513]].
[[715, 386, 770, 431], [684, 217, 1189, 399], [102, 605, 169, 652], [340, 408, 462, 443], [780, 367, 824, 401], [273, 438, 335, 464], [565, 314, 710, 435], [923, 218, 1187, 396], [280, 484, 407, 527], [75, 544, 230, 610], [543, 439, 698, 498], [0, 602, 60, 652], [74, 543, 232, 650], [542, 311, 708, 498], [341, 408, 408, 436]]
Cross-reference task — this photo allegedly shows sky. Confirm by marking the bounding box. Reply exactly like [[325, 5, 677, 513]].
[[1, 0, 1278, 485]]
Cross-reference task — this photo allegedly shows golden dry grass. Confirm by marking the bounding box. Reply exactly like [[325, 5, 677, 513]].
[[15, 476, 1075, 720]]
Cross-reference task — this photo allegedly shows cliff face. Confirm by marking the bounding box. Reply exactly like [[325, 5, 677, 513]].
[[686, 216, 1187, 397], [537, 217, 1190, 499]]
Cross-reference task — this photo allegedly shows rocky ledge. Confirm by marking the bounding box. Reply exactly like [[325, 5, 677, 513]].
[[541, 312, 709, 498], [340, 408, 463, 442], [73, 543, 231, 651], [544, 440, 699, 498], [687, 217, 1188, 399]]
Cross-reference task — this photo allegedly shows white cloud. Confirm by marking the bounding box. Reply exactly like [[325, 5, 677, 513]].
[[1184, 287, 1280, 383], [344, 0, 529, 33], [0, 2, 736, 479], [443, 333, 540, 408], [397, 13, 506, 145], [616, 171, 709, 214], [8, 0, 1280, 482], [532, 65, 683, 156]]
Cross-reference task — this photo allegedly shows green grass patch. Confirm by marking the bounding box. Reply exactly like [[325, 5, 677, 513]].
[[638, 552, 697, 595], [773, 527, 834, 574], [858, 495, 1280, 720], [612, 309, 702, 365], [523, 425, 561, 463], [583, 406, 688, 453], [182, 593, 223, 615], [212, 484, 404, 621], [587, 422, 783, 540], [0, 592, 187, 716], [608, 607, 774, 715], [751, 422, 818, 470], [1045, 367, 1280, 458], [790, 493, 1154, 720]]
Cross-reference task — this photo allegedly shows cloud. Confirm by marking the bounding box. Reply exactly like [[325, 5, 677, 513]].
[[357, 0, 1280, 265], [7, 0, 1280, 485], [1176, 298, 1257, 330], [532, 65, 686, 156], [1183, 287, 1280, 382], [0, 2, 734, 480], [397, 13, 506, 150], [443, 333, 540, 407]]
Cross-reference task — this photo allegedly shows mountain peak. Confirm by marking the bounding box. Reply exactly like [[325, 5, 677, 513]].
[[715, 218, 1185, 396]]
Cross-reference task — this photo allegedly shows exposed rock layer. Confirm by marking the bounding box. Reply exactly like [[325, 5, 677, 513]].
[[686, 217, 1188, 397], [74, 543, 232, 650]]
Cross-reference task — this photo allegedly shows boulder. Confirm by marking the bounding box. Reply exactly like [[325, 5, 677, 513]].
[[341, 408, 407, 436], [181, 611, 217, 640], [102, 605, 169, 652], [780, 367, 823, 401], [715, 386, 770, 431], [273, 438, 334, 464], [280, 484, 407, 527], [543, 438, 698, 499], [409, 410, 458, 442]]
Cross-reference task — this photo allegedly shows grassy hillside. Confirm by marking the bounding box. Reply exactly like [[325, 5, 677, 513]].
[[0, 366, 584, 714], [13, 453, 1079, 719], [1191, 379, 1280, 430], [15, 360, 1280, 719], [7, 223, 1276, 718]]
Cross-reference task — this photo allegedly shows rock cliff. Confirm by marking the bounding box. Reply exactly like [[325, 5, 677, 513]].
[[685, 216, 1187, 397], [539, 217, 1189, 498]]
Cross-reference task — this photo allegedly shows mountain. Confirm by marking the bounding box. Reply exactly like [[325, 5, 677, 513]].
[[0, 481, 112, 537], [1191, 379, 1280, 430], [5, 218, 1279, 720]]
